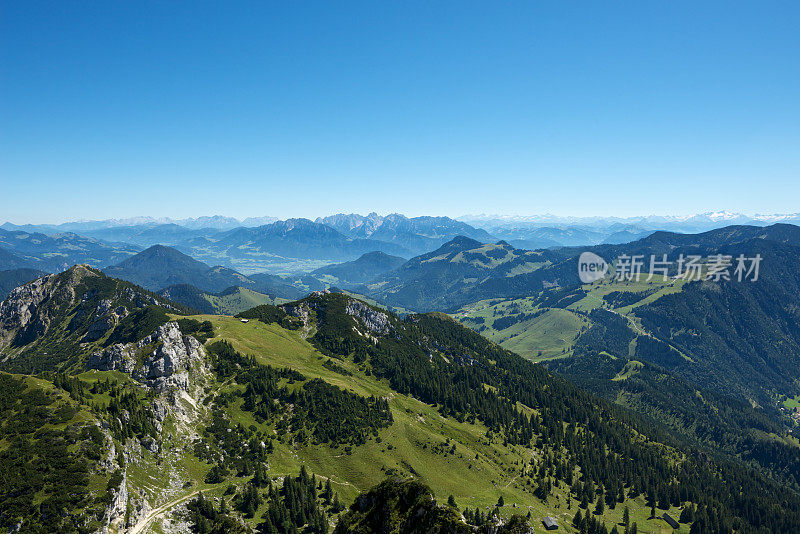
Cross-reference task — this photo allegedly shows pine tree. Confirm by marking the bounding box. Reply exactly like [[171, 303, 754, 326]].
[[595, 497, 604, 515], [323, 479, 333, 503], [447, 494, 458, 509], [573, 509, 583, 528], [332, 492, 343, 512], [680, 504, 695, 523], [623, 505, 630, 527]]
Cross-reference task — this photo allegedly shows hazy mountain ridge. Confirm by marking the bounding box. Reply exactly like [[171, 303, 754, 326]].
[[459, 212, 800, 248], [317, 213, 496, 255], [0, 247, 34, 270], [102, 245, 302, 300], [0, 214, 278, 233], [311, 251, 406, 286], [0, 228, 141, 270], [459, 211, 800, 228]]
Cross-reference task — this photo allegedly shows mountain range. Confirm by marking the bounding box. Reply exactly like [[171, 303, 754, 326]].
[[459, 211, 800, 230], [7, 212, 800, 276], [316, 213, 497, 256], [1, 266, 798, 533]]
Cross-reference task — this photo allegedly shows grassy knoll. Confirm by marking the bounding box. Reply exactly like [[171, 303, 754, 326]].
[[204, 287, 287, 315], [454, 298, 587, 361]]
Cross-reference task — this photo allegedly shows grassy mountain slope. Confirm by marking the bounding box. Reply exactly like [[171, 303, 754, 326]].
[[365, 237, 560, 312], [455, 244, 800, 498], [456, 297, 589, 360]]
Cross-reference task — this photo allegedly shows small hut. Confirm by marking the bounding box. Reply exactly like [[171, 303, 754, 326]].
[[663, 513, 680, 529], [542, 516, 559, 530]]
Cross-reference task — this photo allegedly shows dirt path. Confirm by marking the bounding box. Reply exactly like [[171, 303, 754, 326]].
[[128, 489, 200, 534]]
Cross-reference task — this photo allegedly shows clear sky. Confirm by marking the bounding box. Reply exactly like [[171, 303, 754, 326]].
[[1, 1, 798, 224]]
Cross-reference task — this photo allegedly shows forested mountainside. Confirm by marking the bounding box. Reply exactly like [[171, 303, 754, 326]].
[[102, 244, 303, 298], [453, 234, 800, 506], [0, 247, 35, 270], [2, 268, 799, 533]]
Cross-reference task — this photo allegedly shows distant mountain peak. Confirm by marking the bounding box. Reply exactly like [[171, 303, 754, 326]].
[[441, 235, 483, 250], [115, 244, 208, 269]]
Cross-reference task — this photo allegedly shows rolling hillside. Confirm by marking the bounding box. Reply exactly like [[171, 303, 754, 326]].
[[454, 237, 800, 499]]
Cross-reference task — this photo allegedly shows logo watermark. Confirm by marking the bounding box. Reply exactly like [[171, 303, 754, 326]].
[[577, 252, 762, 283], [578, 252, 609, 283]]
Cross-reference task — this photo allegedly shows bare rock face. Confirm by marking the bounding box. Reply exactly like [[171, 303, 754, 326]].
[[87, 343, 137, 373], [83, 301, 129, 342], [137, 322, 205, 391], [345, 299, 392, 335], [282, 302, 313, 324], [0, 272, 57, 348], [89, 321, 206, 392], [101, 469, 128, 530]]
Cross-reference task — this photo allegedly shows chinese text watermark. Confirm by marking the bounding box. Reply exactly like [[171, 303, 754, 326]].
[[578, 253, 762, 283]]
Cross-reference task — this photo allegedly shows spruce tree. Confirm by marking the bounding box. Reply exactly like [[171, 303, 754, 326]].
[[447, 494, 458, 509], [595, 497, 605, 515]]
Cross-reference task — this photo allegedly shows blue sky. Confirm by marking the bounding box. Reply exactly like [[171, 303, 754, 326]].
[[1, 1, 798, 223]]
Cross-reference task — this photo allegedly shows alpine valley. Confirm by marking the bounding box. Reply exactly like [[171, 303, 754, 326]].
[[1, 215, 800, 534]]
